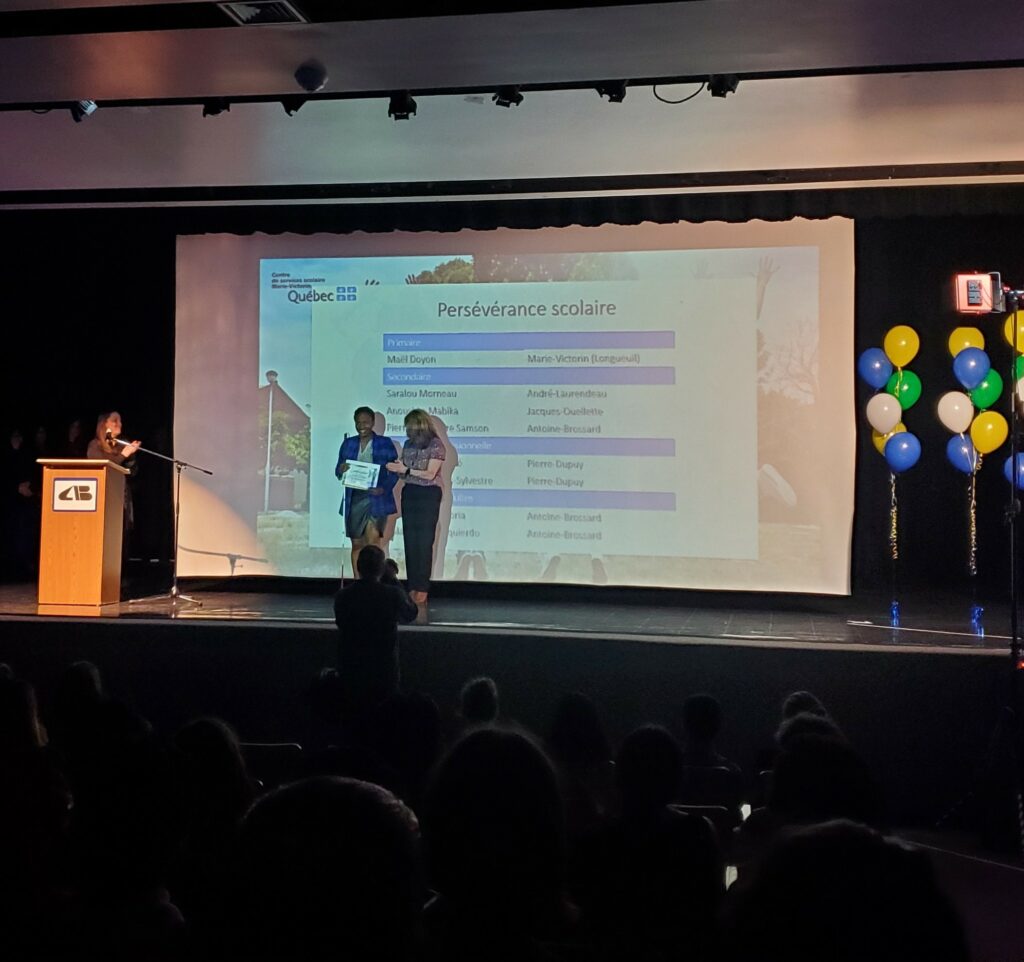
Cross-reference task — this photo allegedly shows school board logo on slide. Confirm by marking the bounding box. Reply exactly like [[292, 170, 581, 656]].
[[53, 478, 98, 512]]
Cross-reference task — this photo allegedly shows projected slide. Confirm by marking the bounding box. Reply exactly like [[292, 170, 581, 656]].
[[176, 219, 854, 592]]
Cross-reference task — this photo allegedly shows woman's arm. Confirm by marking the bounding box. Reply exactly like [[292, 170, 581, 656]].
[[385, 457, 443, 481], [405, 458, 443, 482]]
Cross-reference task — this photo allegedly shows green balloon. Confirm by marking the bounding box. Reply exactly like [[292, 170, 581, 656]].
[[1016, 355, 1024, 381], [970, 369, 1003, 409], [886, 369, 922, 410]]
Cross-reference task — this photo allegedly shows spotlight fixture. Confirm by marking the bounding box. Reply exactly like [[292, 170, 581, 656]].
[[492, 86, 523, 108], [202, 99, 232, 117], [708, 74, 740, 98], [70, 99, 97, 122], [388, 91, 417, 120], [280, 95, 307, 116], [595, 80, 628, 103], [294, 59, 327, 93]]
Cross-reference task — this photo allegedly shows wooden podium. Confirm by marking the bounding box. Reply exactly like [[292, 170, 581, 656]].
[[37, 459, 129, 608]]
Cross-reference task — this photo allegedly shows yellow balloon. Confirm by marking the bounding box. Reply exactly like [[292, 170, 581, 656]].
[[872, 422, 906, 456], [1004, 311, 1024, 352], [884, 325, 920, 368], [948, 326, 984, 357], [970, 410, 1009, 455]]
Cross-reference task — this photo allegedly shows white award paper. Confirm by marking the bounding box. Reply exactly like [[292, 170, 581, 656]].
[[342, 461, 381, 490]]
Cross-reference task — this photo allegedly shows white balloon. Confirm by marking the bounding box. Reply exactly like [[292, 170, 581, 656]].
[[937, 391, 974, 434], [866, 393, 901, 434]]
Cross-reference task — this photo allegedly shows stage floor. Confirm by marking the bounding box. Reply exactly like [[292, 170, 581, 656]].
[[0, 582, 1011, 654]]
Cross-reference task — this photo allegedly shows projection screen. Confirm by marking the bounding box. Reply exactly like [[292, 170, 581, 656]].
[[175, 217, 854, 593]]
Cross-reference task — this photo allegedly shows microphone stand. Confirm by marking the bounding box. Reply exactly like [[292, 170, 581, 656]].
[[110, 437, 214, 608]]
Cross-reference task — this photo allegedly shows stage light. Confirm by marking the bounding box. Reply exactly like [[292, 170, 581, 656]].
[[70, 100, 97, 122], [492, 86, 523, 108], [280, 96, 307, 116], [595, 80, 628, 103], [388, 92, 416, 120], [294, 59, 327, 93], [202, 99, 231, 117], [708, 74, 740, 98]]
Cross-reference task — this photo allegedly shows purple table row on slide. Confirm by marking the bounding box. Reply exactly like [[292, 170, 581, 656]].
[[405, 437, 676, 456], [383, 331, 675, 351], [450, 489, 676, 510], [383, 367, 675, 386]]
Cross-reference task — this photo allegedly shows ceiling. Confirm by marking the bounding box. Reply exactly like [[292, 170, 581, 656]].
[[1, 0, 1023, 203], [0, 0, 1022, 106]]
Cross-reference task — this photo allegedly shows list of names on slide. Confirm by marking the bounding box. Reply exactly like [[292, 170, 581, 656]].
[[308, 279, 757, 559]]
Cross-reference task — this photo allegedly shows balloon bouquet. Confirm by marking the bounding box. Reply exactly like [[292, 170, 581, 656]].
[[936, 327, 1008, 591], [857, 325, 922, 625], [1003, 311, 1024, 492]]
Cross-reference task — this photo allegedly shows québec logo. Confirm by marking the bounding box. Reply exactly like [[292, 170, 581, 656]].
[[58, 485, 93, 502], [285, 287, 358, 304]]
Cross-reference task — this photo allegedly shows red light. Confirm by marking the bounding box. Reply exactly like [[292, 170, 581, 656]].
[[954, 273, 994, 313]]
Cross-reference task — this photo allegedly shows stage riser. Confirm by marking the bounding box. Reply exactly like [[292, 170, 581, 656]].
[[0, 618, 1006, 824]]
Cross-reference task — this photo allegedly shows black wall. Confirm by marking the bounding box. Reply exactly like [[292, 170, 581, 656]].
[[4, 184, 1024, 595]]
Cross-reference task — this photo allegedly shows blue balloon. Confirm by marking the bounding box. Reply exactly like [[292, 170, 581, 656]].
[[953, 347, 991, 390], [885, 432, 921, 473], [857, 348, 893, 389], [1004, 454, 1024, 489], [946, 435, 978, 474]]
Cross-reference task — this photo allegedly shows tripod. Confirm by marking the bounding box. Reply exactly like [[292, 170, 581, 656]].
[[117, 439, 213, 608]]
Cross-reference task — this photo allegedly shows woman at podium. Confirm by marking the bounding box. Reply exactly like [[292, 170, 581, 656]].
[[86, 412, 141, 531]]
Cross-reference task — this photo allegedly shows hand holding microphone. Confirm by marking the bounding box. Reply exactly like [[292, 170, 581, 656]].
[[106, 429, 141, 457]]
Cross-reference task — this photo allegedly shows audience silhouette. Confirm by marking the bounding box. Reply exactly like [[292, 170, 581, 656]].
[[722, 819, 970, 962], [0, 656, 973, 962]]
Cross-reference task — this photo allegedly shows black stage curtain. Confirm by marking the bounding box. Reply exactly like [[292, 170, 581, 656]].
[[3, 183, 1024, 594]]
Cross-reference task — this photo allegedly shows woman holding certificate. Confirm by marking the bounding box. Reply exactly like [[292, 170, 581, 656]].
[[386, 408, 446, 621], [336, 407, 399, 577]]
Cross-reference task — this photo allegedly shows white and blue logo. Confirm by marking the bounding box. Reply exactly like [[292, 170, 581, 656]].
[[336, 286, 358, 302]]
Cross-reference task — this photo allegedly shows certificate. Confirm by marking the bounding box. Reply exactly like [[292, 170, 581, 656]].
[[342, 461, 381, 490]]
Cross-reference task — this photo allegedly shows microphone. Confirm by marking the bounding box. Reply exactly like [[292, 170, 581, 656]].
[[105, 430, 127, 447]]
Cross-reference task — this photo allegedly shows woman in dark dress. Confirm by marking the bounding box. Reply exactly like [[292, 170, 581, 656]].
[[86, 412, 141, 557], [385, 409, 445, 620]]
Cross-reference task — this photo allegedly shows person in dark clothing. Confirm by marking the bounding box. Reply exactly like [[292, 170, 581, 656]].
[[62, 418, 89, 459], [674, 692, 745, 825], [86, 412, 140, 588], [217, 776, 422, 962], [720, 820, 969, 962], [385, 409, 446, 622], [571, 725, 724, 961], [333, 545, 418, 721], [1, 428, 35, 579]]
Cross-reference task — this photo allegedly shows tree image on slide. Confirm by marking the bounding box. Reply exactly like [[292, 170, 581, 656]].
[[405, 258, 474, 285], [403, 253, 638, 285]]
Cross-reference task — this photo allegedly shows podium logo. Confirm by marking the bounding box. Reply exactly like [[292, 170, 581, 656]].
[[53, 478, 98, 512]]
